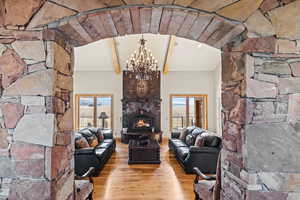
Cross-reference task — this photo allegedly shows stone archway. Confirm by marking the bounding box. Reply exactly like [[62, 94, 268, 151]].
[[1, 1, 300, 200]]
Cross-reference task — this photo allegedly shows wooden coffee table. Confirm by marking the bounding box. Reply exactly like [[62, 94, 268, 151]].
[[128, 139, 160, 164]]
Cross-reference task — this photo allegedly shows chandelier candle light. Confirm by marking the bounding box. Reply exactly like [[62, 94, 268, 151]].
[[125, 36, 160, 80]]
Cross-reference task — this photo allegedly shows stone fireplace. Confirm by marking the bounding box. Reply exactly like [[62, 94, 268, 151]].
[[122, 71, 161, 132]]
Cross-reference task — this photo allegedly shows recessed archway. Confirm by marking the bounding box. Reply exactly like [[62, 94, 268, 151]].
[[1, 1, 300, 200]]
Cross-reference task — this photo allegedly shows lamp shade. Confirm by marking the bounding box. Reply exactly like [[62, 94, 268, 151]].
[[99, 112, 108, 119]]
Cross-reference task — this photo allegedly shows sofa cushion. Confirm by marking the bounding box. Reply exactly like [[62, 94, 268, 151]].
[[204, 136, 221, 147], [75, 133, 90, 149], [172, 140, 188, 149], [97, 142, 111, 149], [94, 148, 107, 159], [176, 146, 190, 161]]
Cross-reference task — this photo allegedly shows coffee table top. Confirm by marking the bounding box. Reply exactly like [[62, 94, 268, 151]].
[[129, 139, 160, 149]]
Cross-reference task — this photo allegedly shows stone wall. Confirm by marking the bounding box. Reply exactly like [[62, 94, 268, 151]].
[[0, 0, 300, 199], [0, 30, 74, 199]]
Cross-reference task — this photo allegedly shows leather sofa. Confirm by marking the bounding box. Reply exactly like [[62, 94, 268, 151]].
[[169, 126, 221, 174], [75, 128, 116, 176]]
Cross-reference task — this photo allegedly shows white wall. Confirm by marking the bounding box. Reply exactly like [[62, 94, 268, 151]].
[[161, 71, 217, 135], [74, 70, 220, 137], [213, 62, 222, 136], [73, 71, 123, 135]]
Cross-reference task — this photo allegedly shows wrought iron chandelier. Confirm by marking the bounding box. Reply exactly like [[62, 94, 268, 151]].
[[125, 36, 159, 80]]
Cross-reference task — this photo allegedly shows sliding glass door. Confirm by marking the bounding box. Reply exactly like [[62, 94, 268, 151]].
[[170, 95, 208, 131]]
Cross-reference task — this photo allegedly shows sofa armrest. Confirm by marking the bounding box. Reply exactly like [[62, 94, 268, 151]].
[[189, 146, 220, 154], [171, 131, 181, 139], [75, 147, 94, 155]]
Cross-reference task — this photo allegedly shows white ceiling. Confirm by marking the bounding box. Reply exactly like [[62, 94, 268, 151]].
[[74, 34, 221, 72]]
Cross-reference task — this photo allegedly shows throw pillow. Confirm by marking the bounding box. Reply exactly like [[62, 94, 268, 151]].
[[96, 129, 104, 143], [194, 134, 205, 147], [185, 134, 195, 146], [179, 128, 188, 141], [89, 137, 99, 147], [75, 133, 90, 149], [79, 128, 99, 147]]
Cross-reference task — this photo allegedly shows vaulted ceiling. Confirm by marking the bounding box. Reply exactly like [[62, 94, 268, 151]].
[[74, 34, 221, 72]]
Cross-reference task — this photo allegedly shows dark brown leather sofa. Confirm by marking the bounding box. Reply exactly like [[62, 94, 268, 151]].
[[75, 128, 116, 176], [169, 126, 221, 174]]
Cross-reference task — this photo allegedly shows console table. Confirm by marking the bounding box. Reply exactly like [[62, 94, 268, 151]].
[[128, 139, 160, 164], [121, 131, 162, 144]]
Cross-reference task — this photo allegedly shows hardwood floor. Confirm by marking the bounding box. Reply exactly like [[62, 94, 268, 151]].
[[93, 138, 195, 200]]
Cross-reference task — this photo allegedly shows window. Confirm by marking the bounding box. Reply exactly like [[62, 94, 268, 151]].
[[75, 94, 113, 130], [170, 94, 208, 131]]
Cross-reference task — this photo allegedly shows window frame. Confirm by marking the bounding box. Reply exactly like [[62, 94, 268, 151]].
[[169, 94, 208, 131], [74, 94, 114, 131]]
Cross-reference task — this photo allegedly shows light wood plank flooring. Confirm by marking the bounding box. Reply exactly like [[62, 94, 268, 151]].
[[93, 138, 195, 200]]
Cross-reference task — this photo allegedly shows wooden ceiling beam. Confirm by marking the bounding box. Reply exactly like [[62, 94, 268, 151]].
[[108, 38, 121, 74], [163, 35, 176, 74]]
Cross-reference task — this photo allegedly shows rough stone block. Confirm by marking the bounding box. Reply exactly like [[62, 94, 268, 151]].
[[12, 41, 46, 65], [217, 0, 264, 22], [190, 0, 238, 12], [3, 69, 54, 96], [246, 191, 288, 200], [14, 114, 55, 147], [0, 129, 9, 149], [288, 193, 300, 200], [247, 79, 277, 98], [261, 62, 291, 75], [0, 158, 16, 178], [277, 40, 300, 54], [256, 73, 279, 84], [4, 0, 45, 26], [15, 159, 44, 178], [279, 78, 300, 94], [8, 179, 51, 200], [27, 1, 76, 29], [53, 42, 72, 76], [260, 0, 280, 13], [288, 93, 300, 121], [0, 48, 26, 88], [245, 10, 275, 37], [269, 0, 300, 40], [25, 105, 47, 114], [233, 37, 277, 53], [56, 73, 73, 91], [258, 172, 300, 192], [58, 109, 73, 132], [51, 0, 105, 12], [28, 62, 47, 73], [55, 172, 74, 200], [11, 142, 44, 160], [0, 103, 25, 129], [21, 96, 45, 106], [245, 123, 300, 172], [290, 62, 300, 77]]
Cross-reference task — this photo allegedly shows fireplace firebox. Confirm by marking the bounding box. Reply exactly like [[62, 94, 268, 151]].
[[128, 114, 154, 132]]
